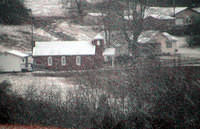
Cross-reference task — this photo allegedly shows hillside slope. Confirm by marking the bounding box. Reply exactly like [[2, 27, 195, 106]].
[[0, 0, 97, 52]]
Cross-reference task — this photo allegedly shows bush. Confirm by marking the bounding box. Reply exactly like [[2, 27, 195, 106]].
[[152, 68, 200, 128], [115, 55, 133, 65], [0, 80, 13, 124], [187, 35, 200, 47]]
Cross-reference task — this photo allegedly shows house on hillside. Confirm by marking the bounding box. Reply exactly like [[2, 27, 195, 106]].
[[0, 50, 31, 72], [32, 34, 108, 71], [174, 7, 200, 26], [143, 16, 174, 31], [143, 7, 200, 27], [137, 31, 178, 57]]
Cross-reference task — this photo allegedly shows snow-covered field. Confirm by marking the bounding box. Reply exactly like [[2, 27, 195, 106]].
[[0, 72, 131, 112], [0, 73, 76, 101], [24, 0, 65, 17], [57, 22, 97, 40]]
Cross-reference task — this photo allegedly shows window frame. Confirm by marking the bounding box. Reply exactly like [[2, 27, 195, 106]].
[[48, 56, 53, 66], [166, 40, 172, 48], [61, 56, 66, 66], [97, 40, 101, 46], [175, 18, 184, 25], [76, 56, 81, 66]]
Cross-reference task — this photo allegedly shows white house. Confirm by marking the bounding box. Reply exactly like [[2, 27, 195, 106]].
[[0, 50, 29, 72]]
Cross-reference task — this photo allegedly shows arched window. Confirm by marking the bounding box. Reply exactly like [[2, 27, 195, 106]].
[[97, 40, 101, 46], [48, 56, 52, 66], [76, 56, 81, 66], [61, 56, 66, 66]]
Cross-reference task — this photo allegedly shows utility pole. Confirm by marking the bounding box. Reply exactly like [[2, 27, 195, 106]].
[[31, 10, 34, 51], [28, 9, 34, 51], [173, 0, 175, 16]]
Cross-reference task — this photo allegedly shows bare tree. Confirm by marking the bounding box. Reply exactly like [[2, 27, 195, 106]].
[[75, 0, 84, 15], [62, 0, 88, 16], [97, 0, 148, 55], [122, 0, 148, 55]]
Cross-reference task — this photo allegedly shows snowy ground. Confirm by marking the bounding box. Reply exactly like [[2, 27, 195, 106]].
[[0, 72, 130, 112], [57, 22, 97, 40], [24, 0, 65, 17], [0, 73, 76, 101], [0, 0, 99, 103], [178, 48, 200, 58]]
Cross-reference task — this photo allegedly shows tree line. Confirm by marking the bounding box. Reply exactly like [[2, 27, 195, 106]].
[[0, 0, 30, 25]]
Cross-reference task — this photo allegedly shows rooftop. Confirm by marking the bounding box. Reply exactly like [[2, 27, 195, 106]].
[[33, 41, 96, 56], [6, 50, 28, 57]]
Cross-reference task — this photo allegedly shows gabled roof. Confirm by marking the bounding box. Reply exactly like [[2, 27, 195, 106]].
[[94, 33, 104, 40], [138, 31, 160, 44], [33, 41, 96, 56], [162, 32, 178, 41], [138, 31, 178, 44], [174, 7, 188, 15], [174, 7, 200, 16], [192, 7, 200, 13], [6, 50, 28, 58]]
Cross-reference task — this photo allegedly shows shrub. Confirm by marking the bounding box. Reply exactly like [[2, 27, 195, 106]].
[[187, 35, 200, 47], [0, 80, 13, 124]]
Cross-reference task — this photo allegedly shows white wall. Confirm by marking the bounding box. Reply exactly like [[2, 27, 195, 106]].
[[0, 54, 24, 72]]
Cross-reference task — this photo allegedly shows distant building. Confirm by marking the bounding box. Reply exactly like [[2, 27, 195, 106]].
[[174, 7, 200, 26], [103, 48, 115, 67], [0, 50, 30, 72], [138, 31, 178, 57], [32, 34, 106, 71], [143, 16, 174, 31]]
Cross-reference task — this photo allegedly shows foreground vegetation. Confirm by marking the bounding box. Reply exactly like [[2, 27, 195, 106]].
[[0, 60, 200, 129]]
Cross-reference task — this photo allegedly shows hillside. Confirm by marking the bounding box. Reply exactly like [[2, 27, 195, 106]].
[[0, 0, 98, 52]]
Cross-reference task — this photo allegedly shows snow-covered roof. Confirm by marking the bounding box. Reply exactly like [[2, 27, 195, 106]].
[[138, 31, 178, 44], [145, 7, 188, 17], [145, 7, 173, 18], [88, 13, 106, 17], [138, 31, 159, 44], [124, 16, 133, 20], [172, 7, 200, 15], [162, 32, 178, 41], [6, 50, 28, 57], [94, 33, 104, 40], [124, 7, 199, 20], [103, 48, 115, 56], [146, 14, 174, 20], [192, 7, 200, 13], [33, 41, 96, 56], [174, 7, 188, 15]]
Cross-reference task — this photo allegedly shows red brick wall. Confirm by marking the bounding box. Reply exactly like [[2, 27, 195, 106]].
[[33, 55, 103, 71], [33, 39, 105, 71]]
